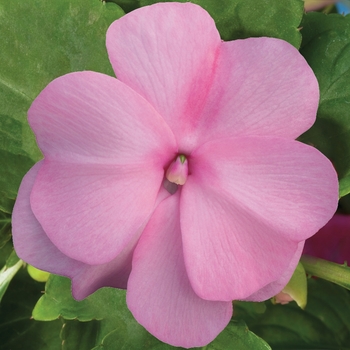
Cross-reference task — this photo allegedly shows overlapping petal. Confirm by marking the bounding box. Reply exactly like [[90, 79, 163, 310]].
[[12, 162, 84, 277], [30, 161, 164, 265], [28, 70, 177, 265], [191, 39, 320, 148], [106, 3, 318, 153], [181, 137, 338, 300], [28, 71, 177, 165], [127, 193, 232, 348], [12, 162, 139, 298], [71, 185, 173, 300], [244, 242, 305, 301], [106, 2, 220, 150], [71, 232, 138, 300]]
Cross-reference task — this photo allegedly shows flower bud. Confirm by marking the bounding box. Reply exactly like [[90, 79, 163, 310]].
[[166, 155, 188, 185]]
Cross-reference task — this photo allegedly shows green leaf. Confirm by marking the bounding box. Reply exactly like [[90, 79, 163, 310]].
[[0, 109, 38, 213], [0, 210, 11, 249], [0, 0, 124, 95], [33, 275, 112, 322], [0, 249, 23, 303], [0, 252, 62, 350], [235, 279, 350, 349], [33, 275, 270, 349], [140, 0, 304, 47], [0, 0, 125, 211], [299, 12, 350, 197], [207, 320, 271, 350], [60, 320, 100, 350], [0, 150, 35, 211], [0, 318, 63, 350], [0, 255, 100, 350], [33, 275, 179, 349], [107, 0, 141, 13]]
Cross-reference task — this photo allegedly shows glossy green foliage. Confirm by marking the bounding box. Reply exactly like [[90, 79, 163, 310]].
[[299, 12, 350, 197], [0, 0, 124, 211], [235, 279, 350, 349], [32, 275, 270, 349]]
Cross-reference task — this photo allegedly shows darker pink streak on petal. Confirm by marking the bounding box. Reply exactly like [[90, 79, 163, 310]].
[[12, 162, 84, 277], [127, 193, 232, 348], [181, 137, 337, 301], [106, 2, 220, 149], [191, 38, 319, 149], [303, 214, 350, 264], [244, 242, 305, 301], [30, 160, 164, 265], [28, 71, 176, 165]]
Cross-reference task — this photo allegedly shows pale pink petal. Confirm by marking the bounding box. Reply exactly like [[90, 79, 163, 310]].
[[127, 193, 232, 348], [12, 162, 84, 277], [107, 3, 318, 153], [181, 137, 337, 301], [72, 185, 173, 300], [30, 160, 165, 265], [12, 162, 141, 299], [243, 242, 305, 302], [182, 184, 299, 301], [106, 2, 220, 149], [13, 162, 175, 299], [187, 38, 319, 151], [71, 229, 138, 300], [29, 71, 176, 165], [190, 137, 338, 242]]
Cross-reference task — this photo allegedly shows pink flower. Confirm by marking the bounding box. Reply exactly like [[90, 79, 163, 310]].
[[12, 3, 338, 348], [303, 214, 350, 264]]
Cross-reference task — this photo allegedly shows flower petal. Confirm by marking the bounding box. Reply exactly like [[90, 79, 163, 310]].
[[13, 161, 178, 299], [12, 162, 84, 277], [181, 137, 337, 300], [12, 162, 142, 299], [72, 185, 173, 300], [106, 2, 220, 149], [71, 229, 138, 300], [30, 160, 164, 265], [243, 242, 305, 301], [29, 71, 176, 165], [127, 193, 232, 348], [191, 38, 319, 149]]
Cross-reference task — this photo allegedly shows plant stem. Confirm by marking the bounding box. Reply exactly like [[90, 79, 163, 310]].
[[300, 255, 350, 290]]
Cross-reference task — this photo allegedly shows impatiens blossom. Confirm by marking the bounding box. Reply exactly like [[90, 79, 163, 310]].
[[303, 214, 350, 264], [12, 3, 338, 348]]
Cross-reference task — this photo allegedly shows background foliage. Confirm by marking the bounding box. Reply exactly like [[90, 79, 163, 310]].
[[1, 0, 350, 349]]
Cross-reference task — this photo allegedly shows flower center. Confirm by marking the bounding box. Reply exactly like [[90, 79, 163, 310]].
[[165, 154, 188, 185]]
